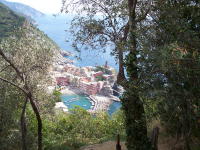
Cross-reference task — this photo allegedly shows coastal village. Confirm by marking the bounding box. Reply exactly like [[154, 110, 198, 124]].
[[50, 51, 122, 113]]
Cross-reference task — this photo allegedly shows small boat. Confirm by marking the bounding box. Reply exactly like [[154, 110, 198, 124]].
[[83, 104, 87, 106]]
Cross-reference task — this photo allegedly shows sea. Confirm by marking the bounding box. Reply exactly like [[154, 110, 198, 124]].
[[35, 15, 118, 69], [61, 94, 121, 115]]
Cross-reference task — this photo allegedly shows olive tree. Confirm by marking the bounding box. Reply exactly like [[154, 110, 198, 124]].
[[62, 0, 153, 149], [0, 21, 58, 150], [61, 0, 129, 84]]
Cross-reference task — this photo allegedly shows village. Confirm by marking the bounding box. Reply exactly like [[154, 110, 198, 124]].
[[50, 52, 122, 113]]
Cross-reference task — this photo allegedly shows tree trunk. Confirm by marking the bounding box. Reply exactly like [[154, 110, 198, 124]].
[[21, 97, 28, 150], [28, 93, 42, 150], [0, 49, 43, 150], [116, 134, 122, 150], [122, 91, 150, 150], [121, 0, 151, 149], [150, 127, 159, 150], [183, 99, 191, 150], [117, 48, 126, 85]]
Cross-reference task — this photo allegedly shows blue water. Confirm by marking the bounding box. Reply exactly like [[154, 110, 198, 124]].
[[108, 101, 122, 115], [61, 94, 121, 115], [61, 94, 92, 110], [34, 15, 118, 70]]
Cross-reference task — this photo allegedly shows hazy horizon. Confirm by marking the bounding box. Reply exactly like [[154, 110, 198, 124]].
[[7, 0, 62, 14]]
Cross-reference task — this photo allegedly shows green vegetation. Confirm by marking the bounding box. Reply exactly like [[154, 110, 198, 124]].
[[43, 108, 125, 150], [0, 2, 25, 39], [0, 3, 59, 150], [95, 75, 105, 81], [52, 89, 62, 102], [0, 0, 44, 20], [62, 0, 127, 83], [62, 0, 200, 149], [94, 66, 113, 75], [0, 0, 200, 150], [149, 1, 200, 148]]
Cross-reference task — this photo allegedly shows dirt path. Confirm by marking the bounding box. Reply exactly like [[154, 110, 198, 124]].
[[80, 141, 127, 150], [80, 139, 171, 150]]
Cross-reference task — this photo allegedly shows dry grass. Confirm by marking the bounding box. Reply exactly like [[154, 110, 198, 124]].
[[80, 138, 199, 150], [80, 122, 199, 150]]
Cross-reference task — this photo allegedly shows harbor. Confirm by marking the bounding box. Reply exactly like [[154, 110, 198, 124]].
[[54, 87, 121, 115]]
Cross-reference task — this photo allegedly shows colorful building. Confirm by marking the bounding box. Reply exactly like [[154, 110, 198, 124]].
[[56, 77, 70, 86]]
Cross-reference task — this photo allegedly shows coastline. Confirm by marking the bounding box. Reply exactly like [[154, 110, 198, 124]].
[[56, 86, 120, 113]]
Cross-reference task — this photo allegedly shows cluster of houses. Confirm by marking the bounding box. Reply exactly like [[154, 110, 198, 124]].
[[50, 63, 117, 96]]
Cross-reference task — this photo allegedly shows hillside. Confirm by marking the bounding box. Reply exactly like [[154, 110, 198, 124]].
[[0, 2, 25, 38], [0, 2, 61, 59], [0, 0, 44, 21]]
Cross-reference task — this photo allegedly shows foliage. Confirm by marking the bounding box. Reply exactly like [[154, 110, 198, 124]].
[[42, 107, 125, 149], [155, 0, 200, 136], [61, 0, 130, 83], [0, 5, 60, 149], [0, 82, 23, 150], [0, 2, 25, 39], [94, 66, 113, 75], [120, 0, 154, 149], [62, 0, 128, 53], [95, 75, 105, 81], [0, 0, 44, 20], [135, 0, 200, 149], [1, 0, 200, 149], [52, 89, 62, 102]]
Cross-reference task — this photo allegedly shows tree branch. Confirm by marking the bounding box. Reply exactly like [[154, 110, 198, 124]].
[[0, 76, 27, 94], [0, 65, 10, 73], [21, 97, 28, 150], [0, 49, 24, 81], [136, 0, 152, 22], [90, 0, 118, 36], [28, 93, 42, 150]]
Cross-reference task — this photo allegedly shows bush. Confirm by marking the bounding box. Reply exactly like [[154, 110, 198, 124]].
[[43, 107, 125, 149], [53, 89, 62, 102]]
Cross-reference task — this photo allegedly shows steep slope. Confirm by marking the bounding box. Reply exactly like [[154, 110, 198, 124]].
[[0, 2, 25, 38], [0, 2, 69, 63], [0, 2, 58, 52], [0, 0, 44, 20]]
